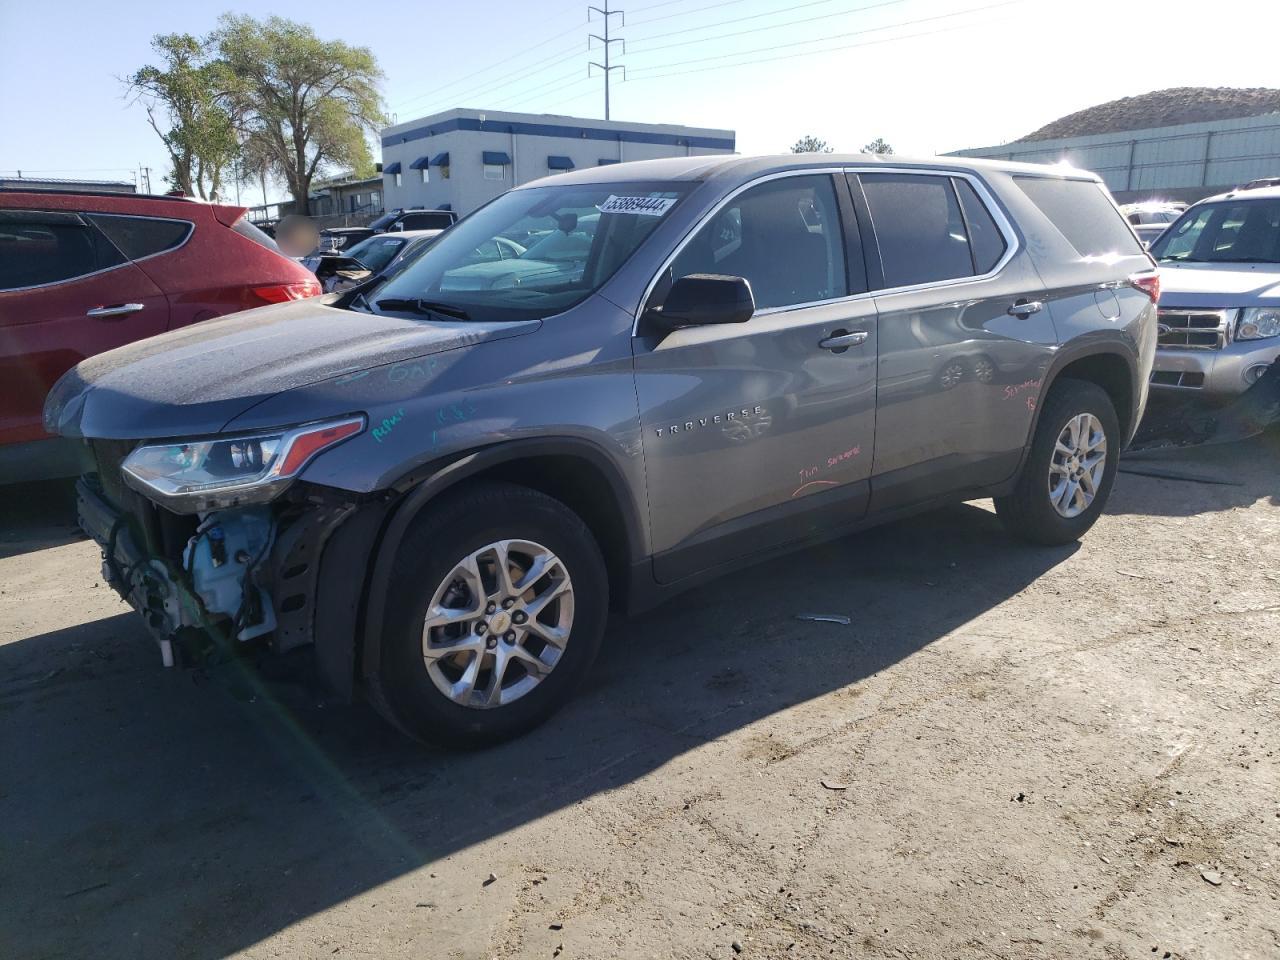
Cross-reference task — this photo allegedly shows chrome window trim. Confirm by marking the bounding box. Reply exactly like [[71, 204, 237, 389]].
[[0, 210, 195, 294], [632, 165, 1021, 333]]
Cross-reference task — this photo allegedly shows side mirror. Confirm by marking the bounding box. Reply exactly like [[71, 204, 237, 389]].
[[650, 274, 754, 331], [392, 222, 405, 232]]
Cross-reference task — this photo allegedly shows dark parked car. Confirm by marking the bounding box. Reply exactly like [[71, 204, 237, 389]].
[[46, 155, 1157, 746], [303, 229, 443, 292], [0, 191, 321, 481], [317, 226, 375, 252], [370, 208, 458, 233]]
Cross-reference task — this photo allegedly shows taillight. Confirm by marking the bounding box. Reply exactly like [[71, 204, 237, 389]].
[[251, 279, 322, 304], [1129, 272, 1161, 303]]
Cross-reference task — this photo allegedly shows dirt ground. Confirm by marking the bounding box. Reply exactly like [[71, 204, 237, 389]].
[[2, 434, 1278, 960]]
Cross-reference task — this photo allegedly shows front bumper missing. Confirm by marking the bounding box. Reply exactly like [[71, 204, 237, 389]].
[[77, 478, 189, 665]]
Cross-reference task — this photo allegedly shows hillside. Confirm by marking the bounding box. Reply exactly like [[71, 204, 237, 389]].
[[1019, 87, 1280, 142]]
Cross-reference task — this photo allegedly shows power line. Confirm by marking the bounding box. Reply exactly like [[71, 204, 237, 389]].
[[627, 0, 1024, 76], [486, 67, 595, 112], [388, 4, 586, 113], [628, 0, 753, 28], [437, 44, 586, 112], [624, 5, 1024, 84], [628, 0, 907, 53]]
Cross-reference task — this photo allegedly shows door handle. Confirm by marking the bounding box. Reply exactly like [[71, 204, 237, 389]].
[[87, 303, 145, 319], [818, 330, 868, 352], [1007, 300, 1044, 318]]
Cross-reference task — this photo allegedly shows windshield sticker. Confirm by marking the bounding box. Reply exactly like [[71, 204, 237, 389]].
[[597, 195, 677, 217]]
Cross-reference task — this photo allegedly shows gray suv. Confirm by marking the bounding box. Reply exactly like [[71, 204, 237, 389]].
[[45, 155, 1158, 746]]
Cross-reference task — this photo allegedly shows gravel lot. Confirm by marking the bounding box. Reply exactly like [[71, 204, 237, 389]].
[[2, 434, 1278, 960]]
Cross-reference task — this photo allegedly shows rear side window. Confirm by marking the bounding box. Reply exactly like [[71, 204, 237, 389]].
[[231, 217, 282, 253], [0, 210, 125, 290], [953, 178, 1006, 273], [86, 214, 191, 261], [1013, 177, 1144, 258], [860, 173, 975, 287]]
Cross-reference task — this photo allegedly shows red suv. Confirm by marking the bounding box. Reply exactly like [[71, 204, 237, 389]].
[[0, 191, 321, 481]]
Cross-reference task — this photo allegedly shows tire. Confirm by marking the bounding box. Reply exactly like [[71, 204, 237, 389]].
[[995, 378, 1121, 546], [367, 482, 608, 747]]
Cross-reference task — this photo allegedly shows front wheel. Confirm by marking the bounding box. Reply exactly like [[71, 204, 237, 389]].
[[995, 378, 1120, 546], [367, 483, 608, 747]]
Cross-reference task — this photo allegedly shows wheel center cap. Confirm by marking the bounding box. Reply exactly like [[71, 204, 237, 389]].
[[489, 611, 512, 634]]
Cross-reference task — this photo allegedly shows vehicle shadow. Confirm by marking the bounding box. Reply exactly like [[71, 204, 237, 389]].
[[0, 478, 82, 559], [1110, 428, 1280, 518], [0, 502, 1073, 959]]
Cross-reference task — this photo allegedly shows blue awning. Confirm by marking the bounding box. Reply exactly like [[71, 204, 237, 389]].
[[409, 156, 431, 170], [597, 158, 620, 165], [482, 151, 511, 165], [547, 155, 574, 170], [429, 152, 450, 166], [382, 161, 402, 175]]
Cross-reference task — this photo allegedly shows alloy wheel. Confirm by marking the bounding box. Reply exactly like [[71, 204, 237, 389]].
[[1047, 413, 1107, 519], [421, 539, 573, 709]]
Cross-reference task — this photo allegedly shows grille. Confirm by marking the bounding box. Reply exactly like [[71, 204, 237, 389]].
[[1156, 309, 1231, 350]]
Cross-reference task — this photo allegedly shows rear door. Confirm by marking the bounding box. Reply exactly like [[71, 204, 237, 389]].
[[0, 209, 169, 445], [633, 171, 878, 582], [853, 170, 1058, 510]]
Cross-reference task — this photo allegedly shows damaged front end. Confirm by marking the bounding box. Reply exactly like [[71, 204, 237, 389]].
[[76, 417, 367, 670]]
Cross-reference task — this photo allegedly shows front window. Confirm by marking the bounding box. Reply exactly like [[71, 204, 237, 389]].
[[365, 181, 690, 320], [1150, 198, 1280, 264]]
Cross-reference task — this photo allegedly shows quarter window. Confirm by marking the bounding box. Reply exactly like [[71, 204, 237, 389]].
[[668, 174, 850, 310], [86, 214, 191, 261], [1013, 176, 1144, 259], [860, 173, 975, 287], [0, 211, 125, 290], [484, 163, 505, 181]]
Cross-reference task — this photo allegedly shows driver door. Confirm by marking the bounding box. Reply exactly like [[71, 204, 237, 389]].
[[631, 172, 879, 583]]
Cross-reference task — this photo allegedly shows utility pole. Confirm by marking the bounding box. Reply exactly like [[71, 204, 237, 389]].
[[140, 166, 152, 193], [588, 2, 624, 121]]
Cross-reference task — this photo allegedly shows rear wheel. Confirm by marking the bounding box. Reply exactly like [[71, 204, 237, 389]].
[[995, 379, 1120, 545], [367, 483, 607, 747]]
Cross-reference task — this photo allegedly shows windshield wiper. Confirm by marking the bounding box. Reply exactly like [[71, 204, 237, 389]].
[[375, 297, 471, 320], [1211, 257, 1279, 264]]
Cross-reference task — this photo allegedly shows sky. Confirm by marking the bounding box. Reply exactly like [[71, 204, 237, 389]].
[[2, 0, 1278, 202]]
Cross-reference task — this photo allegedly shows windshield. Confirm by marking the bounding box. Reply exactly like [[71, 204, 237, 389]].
[[1151, 198, 1280, 264], [367, 182, 691, 320], [345, 235, 408, 272]]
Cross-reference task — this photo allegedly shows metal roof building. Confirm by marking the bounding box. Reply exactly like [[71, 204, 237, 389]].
[[379, 108, 736, 215], [951, 111, 1280, 205]]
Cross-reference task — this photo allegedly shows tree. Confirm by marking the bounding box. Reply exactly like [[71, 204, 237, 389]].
[[215, 15, 384, 215], [791, 135, 833, 154], [861, 137, 894, 155], [125, 33, 237, 199]]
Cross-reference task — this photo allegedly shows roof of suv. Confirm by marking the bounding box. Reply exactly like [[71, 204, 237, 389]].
[[1207, 184, 1280, 202], [524, 153, 1105, 188], [0, 189, 243, 221]]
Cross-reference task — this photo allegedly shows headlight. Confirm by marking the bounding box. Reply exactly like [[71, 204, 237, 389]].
[[1236, 307, 1280, 341], [122, 416, 364, 512]]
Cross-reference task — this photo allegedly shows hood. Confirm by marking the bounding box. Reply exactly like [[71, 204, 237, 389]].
[[1157, 261, 1280, 307], [45, 297, 537, 440]]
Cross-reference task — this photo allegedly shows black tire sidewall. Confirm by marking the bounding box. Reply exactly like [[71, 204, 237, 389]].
[[375, 485, 607, 747]]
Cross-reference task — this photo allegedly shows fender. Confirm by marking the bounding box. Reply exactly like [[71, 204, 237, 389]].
[[357, 436, 646, 684], [1007, 337, 1140, 489]]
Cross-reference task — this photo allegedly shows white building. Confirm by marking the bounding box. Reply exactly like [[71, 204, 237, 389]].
[[379, 108, 736, 215]]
